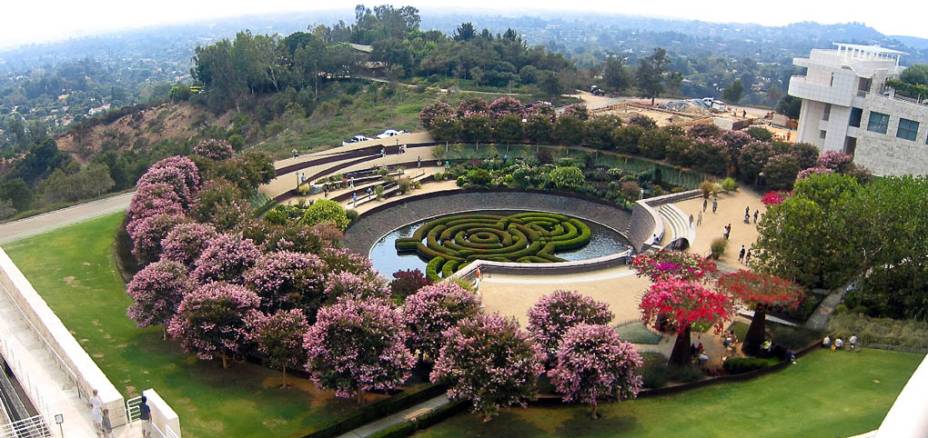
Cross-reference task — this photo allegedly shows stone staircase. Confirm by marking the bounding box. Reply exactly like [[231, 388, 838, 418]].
[[657, 204, 695, 248]]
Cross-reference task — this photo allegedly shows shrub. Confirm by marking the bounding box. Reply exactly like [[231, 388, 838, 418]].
[[723, 357, 780, 374], [303, 198, 350, 231], [345, 209, 360, 225], [828, 313, 928, 352], [721, 177, 738, 192], [699, 180, 719, 198], [762, 153, 801, 190], [746, 127, 774, 141], [710, 238, 728, 260], [192, 233, 262, 284], [389, 269, 431, 299], [194, 138, 235, 161], [667, 364, 704, 382]]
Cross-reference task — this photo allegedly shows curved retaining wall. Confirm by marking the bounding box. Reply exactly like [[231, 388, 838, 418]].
[[343, 189, 633, 256]]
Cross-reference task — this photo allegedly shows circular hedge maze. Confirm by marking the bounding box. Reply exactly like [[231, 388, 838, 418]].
[[395, 212, 592, 281]]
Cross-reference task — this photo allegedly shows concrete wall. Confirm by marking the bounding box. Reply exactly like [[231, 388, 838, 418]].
[[143, 389, 181, 438], [0, 248, 126, 426], [851, 95, 928, 176]]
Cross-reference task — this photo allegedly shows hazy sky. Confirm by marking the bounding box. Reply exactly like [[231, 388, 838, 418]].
[[1, 0, 924, 49]]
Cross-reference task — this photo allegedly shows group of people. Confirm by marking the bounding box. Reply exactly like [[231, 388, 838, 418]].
[[822, 335, 860, 352], [738, 244, 752, 264], [702, 196, 719, 214], [90, 389, 153, 437], [744, 206, 760, 224], [690, 341, 710, 368]]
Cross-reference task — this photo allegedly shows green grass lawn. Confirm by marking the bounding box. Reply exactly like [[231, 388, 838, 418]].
[[1, 213, 406, 438], [415, 348, 923, 438]]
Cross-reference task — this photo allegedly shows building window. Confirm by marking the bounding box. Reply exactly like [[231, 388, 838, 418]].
[[844, 136, 857, 157], [867, 111, 890, 134], [819, 130, 827, 139], [897, 118, 919, 141], [822, 104, 831, 121], [858, 77, 872, 95], [849, 107, 863, 128]]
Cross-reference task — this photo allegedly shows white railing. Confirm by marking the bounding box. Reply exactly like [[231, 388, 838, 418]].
[[0, 415, 51, 438], [124, 390, 181, 438]]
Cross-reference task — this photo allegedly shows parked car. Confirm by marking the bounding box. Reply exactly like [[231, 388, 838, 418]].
[[590, 85, 606, 96], [342, 135, 372, 146], [376, 129, 405, 139]]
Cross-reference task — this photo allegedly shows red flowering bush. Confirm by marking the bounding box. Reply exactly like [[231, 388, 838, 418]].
[[761, 190, 788, 206], [640, 279, 732, 364], [403, 283, 481, 360], [245, 309, 309, 387], [167, 282, 260, 368], [192, 233, 262, 284], [127, 260, 193, 337], [716, 270, 804, 354], [161, 222, 218, 267], [304, 297, 415, 399], [527, 290, 614, 364], [549, 324, 643, 418], [431, 313, 545, 421], [631, 250, 718, 282]]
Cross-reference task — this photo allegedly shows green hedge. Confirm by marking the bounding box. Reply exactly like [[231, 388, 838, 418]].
[[397, 211, 593, 281], [723, 357, 781, 374]]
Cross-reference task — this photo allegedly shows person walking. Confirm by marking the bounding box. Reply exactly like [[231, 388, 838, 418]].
[[738, 245, 746, 262], [753, 209, 760, 224], [101, 409, 113, 438], [697, 211, 703, 226], [703, 197, 708, 212], [849, 335, 859, 352], [712, 198, 718, 214], [689, 214, 694, 226], [139, 395, 152, 438], [90, 389, 103, 434], [744, 248, 752, 264]]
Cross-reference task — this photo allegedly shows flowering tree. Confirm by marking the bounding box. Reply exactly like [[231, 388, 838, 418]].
[[816, 150, 854, 173], [527, 290, 614, 364], [244, 251, 327, 312], [631, 250, 718, 282], [796, 166, 833, 181], [148, 156, 201, 193], [389, 269, 431, 299], [128, 182, 185, 224], [194, 138, 235, 161], [761, 191, 788, 206], [431, 313, 544, 421], [161, 222, 218, 267], [419, 101, 454, 130], [129, 213, 188, 265], [192, 233, 262, 284], [640, 279, 733, 365], [717, 270, 804, 355], [403, 283, 481, 360], [245, 309, 309, 387], [488, 96, 524, 118], [549, 324, 643, 419], [303, 297, 415, 401], [323, 271, 390, 301], [167, 282, 260, 368], [457, 97, 488, 117], [126, 260, 193, 339], [139, 157, 201, 206], [318, 247, 372, 276]]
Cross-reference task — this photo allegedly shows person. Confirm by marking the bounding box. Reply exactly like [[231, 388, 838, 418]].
[[723, 335, 732, 350], [742, 109, 747, 118], [366, 187, 373, 198], [90, 389, 103, 432], [787, 350, 797, 364], [474, 267, 482, 292], [698, 352, 709, 368], [849, 335, 859, 351], [744, 248, 752, 264], [745, 206, 750, 217], [822, 336, 831, 348], [690, 343, 698, 358], [726, 224, 732, 240], [697, 342, 704, 354], [753, 209, 760, 223], [697, 211, 703, 226], [738, 245, 746, 262], [101, 409, 113, 438], [417, 156, 421, 168], [712, 198, 718, 214], [291, 148, 298, 159], [703, 197, 708, 212], [381, 147, 386, 157], [723, 225, 730, 240], [834, 337, 844, 350], [744, 211, 751, 223], [352, 192, 357, 207], [689, 214, 694, 226], [139, 395, 152, 438], [653, 233, 659, 244]]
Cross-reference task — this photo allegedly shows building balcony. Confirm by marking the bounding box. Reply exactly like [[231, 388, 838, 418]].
[[788, 75, 854, 107]]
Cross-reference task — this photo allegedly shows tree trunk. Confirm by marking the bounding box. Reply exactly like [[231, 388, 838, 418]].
[[162, 326, 167, 341], [221, 354, 229, 369], [742, 308, 767, 356], [669, 325, 692, 365], [591, 402, 599, 419], [281, 367, 288, 388]]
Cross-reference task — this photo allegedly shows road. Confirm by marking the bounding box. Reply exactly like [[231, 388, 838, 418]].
[[0, 191, 134, 245]]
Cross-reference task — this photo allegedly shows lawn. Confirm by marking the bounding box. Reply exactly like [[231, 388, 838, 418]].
[[415, 348, 923, 438], [1, 213, 408, 438]]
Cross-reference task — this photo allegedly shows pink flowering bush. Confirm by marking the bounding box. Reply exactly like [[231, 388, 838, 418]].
[[796, 166, 833, 180], [149, 155, 202, 192], [126, 260, 193, 338], [244, 251, 326, 311], [245, 309, 309, 387], [127, 182, 184, 225], [167, 282, 260, 368], [139, 157, 201, 206], [192, 233, 262, 284], [419, 101, 455, 130], [456, 97, 489, 117], [303, 297, 415, 399], [761, 190, 788, 206], [640, 278, 732, 364], [549, 324, 643, 418], [129, 213, 188, 265], [431, 314, 545, 421], [631, 250, 718, 282], [816, 150, 854, 172], [161, 222, 218, 267], [403, 283, 481, 360], [193, 138, 235, 161], [323, 271, 390, 301], [318, 247, 373, 275], [389, 269, 431, 299], [527, 290, 614, 364], [488, 96, 524, 118]]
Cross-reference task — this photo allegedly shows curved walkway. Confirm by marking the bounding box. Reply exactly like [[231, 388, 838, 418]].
[[0, 192, 135, 245]]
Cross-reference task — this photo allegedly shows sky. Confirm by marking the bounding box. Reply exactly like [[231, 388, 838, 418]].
[[0, 0, 924, 49]]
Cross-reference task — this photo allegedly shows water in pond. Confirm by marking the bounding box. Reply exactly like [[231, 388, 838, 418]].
[[368, 210, 630, 278]]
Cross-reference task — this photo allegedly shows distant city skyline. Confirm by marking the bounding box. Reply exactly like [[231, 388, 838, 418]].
[[1, 0, 924, 49]]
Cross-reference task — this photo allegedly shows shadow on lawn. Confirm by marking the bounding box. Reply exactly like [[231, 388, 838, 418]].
[[554, 407, 639, 437]]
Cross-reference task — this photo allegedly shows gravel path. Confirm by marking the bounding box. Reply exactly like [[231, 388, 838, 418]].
[[0, 192, 134, 245]]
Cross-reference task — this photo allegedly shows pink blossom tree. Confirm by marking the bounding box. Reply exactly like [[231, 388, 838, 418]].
[[193, 138, 235, 161], [129, 213, 188, 265], [245, 309, 309, 388], [303, 297, 415, 401], [430, 313, 545, 422], [139, 157, 201, 206], [126, 260, 193, 339], [419, 101, 455, 130], [816, 150, 854, 173], [192, 233, 262, 284], [403, 283, 481, 360], [549, 324, 643, 419], [796, 166, 833, 181], [244, 251, 327, 312], [323, 271, 390, 301], [127, 182, 184, 225], [167, 282, 260, 368], [318, 247, 373, 276], [161, 222, 218, 268], [488, 96, 524, 118], [527, 290, 614, 364], [640, 279, 733, 365]]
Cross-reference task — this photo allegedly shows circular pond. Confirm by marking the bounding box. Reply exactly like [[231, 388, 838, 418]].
[[369, 210, 630, 280]]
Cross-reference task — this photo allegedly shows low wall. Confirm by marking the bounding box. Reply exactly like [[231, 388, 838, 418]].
[[626, 189, 703, 252], [0, 248, 126, 426], [342, 189, 633, 256], [143, 389, 181, 438]]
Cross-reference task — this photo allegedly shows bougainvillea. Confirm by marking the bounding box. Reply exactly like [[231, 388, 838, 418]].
[[303, 297, 415, 399], [716, 270, 804, 354], [631, 250, 718, 282], [761, 190, 788, 206], [245, 309, 309, 387], [244, 251, 326, 311], [816, 150, 854, 173], [526, 290, 614, 364], [389, 269, 431, 299], [191, 233, 262, 284], [640, 279, 733, 364], [167, 282, 260, 368], [431, 313, 545, 421], [126, 260, 193, 338], [549, 324, 643, 418], [160, 222, 218, 268], [129, 213, 188, 265], [796, 166, 833, 181], [403, 282, 481, 360], [193, 138, 235, 161], [323, 271, 390, 301]]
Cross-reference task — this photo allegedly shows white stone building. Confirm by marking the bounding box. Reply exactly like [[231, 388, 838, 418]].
[[788, 43, 928, 176]]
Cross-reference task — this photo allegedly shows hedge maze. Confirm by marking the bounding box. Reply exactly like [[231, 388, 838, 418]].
[[395, 212, 593, 281]]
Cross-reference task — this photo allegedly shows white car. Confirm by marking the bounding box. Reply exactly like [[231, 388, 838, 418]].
[[376, 129, 405, 139], [342, 135, 372, 146]]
